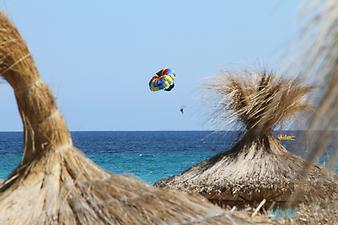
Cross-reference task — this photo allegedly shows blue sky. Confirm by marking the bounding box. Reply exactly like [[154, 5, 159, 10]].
[[0, 0, 301, 131]]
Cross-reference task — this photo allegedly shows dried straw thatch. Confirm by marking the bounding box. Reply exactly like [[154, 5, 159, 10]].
[[280, 0, 338, 209], [231, 193, 338, 225], [296, 0, 338, 172], [155, 70, 338, 208], [0, 12, 253, 225]]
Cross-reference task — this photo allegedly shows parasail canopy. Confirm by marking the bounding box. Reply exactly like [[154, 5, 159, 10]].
[[149, 68, 176, 92]]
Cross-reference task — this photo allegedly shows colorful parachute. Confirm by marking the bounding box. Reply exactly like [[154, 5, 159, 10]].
[[149, 68, 176, 92]]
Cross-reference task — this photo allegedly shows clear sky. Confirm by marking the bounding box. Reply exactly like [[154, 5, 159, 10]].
[[0, 0, 301, 131]]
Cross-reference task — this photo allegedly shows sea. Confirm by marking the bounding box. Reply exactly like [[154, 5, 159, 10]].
[[0, 131, 337, 184]]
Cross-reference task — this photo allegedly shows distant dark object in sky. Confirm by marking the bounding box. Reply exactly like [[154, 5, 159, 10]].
[[180, 105, 186, 114]]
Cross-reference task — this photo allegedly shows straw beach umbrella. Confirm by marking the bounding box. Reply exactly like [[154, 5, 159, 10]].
[[0, 12, 253, 225], [156, 70, 338, 208]]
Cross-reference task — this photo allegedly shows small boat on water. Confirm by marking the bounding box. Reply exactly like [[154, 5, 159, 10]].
[[276, 134, 295, 141]]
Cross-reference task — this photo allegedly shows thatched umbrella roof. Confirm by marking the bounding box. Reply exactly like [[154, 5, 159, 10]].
[[0, 12, 253, 225], [155, 70, 338, 208]]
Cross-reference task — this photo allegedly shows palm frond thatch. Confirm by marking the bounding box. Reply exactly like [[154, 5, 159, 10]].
[[0, 12, 252, 225], [156, 70, 338, 208]]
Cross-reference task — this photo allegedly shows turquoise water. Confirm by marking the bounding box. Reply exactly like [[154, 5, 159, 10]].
[[0, 131, 337, 184], [269, 208, 297, 219]]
